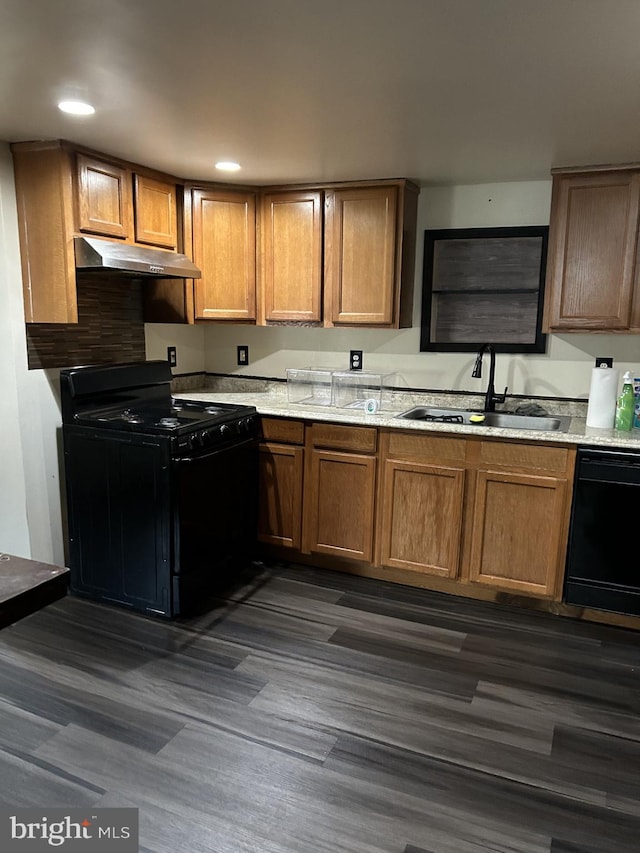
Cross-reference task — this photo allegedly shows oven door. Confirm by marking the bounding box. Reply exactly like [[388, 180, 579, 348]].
[[172, 436, 258, 615], [64, 427, 173, 617]]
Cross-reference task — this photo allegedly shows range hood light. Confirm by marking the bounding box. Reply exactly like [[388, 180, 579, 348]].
[[58, 100, 96, 116]]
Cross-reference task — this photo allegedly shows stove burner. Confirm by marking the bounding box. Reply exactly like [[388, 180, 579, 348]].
[[158, 417, 180, 428], [205, 406, 225, 414]]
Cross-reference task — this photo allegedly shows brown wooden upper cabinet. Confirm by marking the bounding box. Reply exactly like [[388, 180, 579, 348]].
[[543, 167, 640, 332], [189, 187, 257, 321], [203, 179, 418, 327], [259, 180, 418, 328], [260, 190, 323, 323], [12, 137, 417, 328], [324, 182, 418, 328], [134, 174, 178, 249], [76, 154, 131, 239], [77, 156, 178, 249], [12, 140, 181, 323]]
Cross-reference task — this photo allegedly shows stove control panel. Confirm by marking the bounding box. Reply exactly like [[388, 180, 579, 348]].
[[174, 414, 259, 456]]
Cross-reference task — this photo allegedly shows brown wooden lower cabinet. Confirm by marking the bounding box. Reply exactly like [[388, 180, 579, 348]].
[[304, 448, 377, 562], [468, 468, 568, 598], [257, 418, 575, 605], [258, 443, 304, 550], [257, 418, 305, 550], [379, 458, 465, 578]]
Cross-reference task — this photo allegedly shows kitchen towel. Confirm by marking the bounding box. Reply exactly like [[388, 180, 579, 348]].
[[586, 367, 619, 428]]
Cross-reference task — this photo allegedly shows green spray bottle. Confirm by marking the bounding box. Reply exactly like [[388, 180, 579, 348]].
[[615, 371, 635, 431]]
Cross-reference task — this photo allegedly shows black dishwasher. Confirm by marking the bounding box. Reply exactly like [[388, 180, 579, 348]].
[[565, 446, 640, 615]]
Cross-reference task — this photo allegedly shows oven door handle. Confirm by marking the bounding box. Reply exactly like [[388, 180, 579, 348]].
[[175, 436, 257, 464]]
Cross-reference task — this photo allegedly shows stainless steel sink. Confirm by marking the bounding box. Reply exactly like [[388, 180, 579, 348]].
[[396, 406, 479, 424], [396, 406, 572, 432], [480, 412, 572, 431]]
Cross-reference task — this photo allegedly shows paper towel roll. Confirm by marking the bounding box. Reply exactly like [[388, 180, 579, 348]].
[[586, 367, 619, 428]]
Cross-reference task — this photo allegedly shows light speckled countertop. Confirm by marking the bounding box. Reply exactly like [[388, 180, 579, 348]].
[[173, 384, 640, 451]]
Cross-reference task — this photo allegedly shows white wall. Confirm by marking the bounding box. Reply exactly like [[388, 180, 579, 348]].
[[144, 322, 206, 374], [0, 144, 65, 564], [0, 146, 30, 556], [190, 180, 640, 399]]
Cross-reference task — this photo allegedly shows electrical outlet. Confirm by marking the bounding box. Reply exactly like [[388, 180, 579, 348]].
[[237, 345, 249, 366], [167, 346, 177, 368], [350, 350, 363, 371]]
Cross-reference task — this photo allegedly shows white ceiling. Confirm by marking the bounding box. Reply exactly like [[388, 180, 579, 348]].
[[1, 0, 639, 186]]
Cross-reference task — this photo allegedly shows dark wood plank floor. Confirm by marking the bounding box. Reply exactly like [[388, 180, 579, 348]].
[[0, 561, 639, 853]]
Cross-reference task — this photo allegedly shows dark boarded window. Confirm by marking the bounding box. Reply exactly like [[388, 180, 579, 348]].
[[420, 226, 548, 353]]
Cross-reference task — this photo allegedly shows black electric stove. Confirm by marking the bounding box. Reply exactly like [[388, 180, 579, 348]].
[[60, 361, 259, 618]]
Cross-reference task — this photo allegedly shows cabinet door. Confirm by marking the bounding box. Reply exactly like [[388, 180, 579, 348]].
[[305, 449, 376, 561], [258, 443, 304, 549], [192, 188, 256, 320], [134, 174, 178, 249], [379, 459, 464, 578], [630, 245, 640, 329], [261, 190, 322, 322], [65, 429, 172, 615], [325, 185, 398, 326], [76, 154, 131, 239], [469, 469, 567, 597], [544, 171, 640, 331], [12, 142, 78, 323]]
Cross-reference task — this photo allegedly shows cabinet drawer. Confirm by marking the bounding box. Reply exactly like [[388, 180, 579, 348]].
[[387, 430, 467, 463], [479, 440, 570, 473], [311, 423, 377, 453], [260, 417, 305, 444]]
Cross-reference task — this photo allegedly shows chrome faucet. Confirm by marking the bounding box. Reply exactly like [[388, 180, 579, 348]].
[[472, 344, 508, 412]]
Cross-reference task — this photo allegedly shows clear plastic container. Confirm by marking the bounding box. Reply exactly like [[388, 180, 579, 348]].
[[286, 368, 334, 406], [331, 371, 394, 411]]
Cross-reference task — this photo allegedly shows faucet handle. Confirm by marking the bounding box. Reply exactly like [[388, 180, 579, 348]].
[[494, 386, 508, 405]]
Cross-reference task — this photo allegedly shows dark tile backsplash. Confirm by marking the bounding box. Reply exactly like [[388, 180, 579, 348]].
[[26, 274, 146, 370]]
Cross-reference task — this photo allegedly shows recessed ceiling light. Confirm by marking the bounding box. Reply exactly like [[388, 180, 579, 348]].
[[215, 161, 241, 172], [57, 100, 95, 116]]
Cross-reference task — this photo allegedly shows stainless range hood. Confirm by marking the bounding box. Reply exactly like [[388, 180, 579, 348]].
[[74, 236, 201, 279]]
